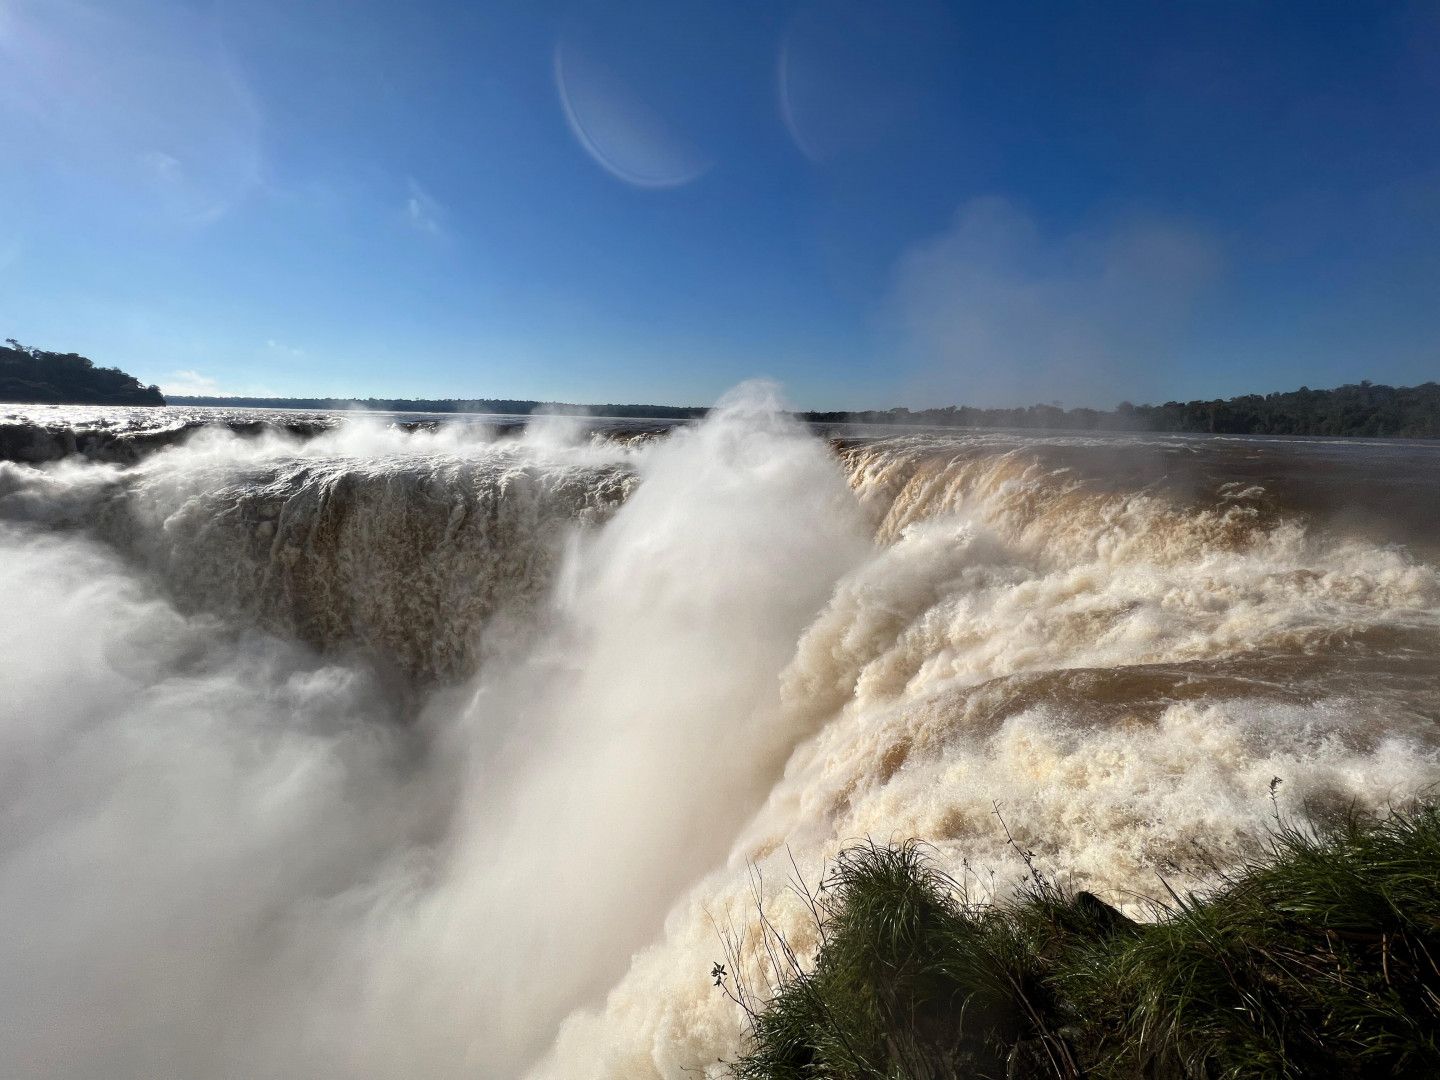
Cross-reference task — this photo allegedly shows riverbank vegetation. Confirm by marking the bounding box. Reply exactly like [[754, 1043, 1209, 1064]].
[[802, 381, 1440, 438], [11, 332, 1431, 437], [721, 803, 1440, 1079], [168, 381, 1440, 438], [1, 340, 164, 405]]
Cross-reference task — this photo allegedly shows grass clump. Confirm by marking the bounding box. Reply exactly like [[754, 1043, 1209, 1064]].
[[723, 804, 1440, 1079]]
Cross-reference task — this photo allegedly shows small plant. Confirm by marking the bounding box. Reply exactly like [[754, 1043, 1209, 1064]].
[[721, 801, 1440, 1079]]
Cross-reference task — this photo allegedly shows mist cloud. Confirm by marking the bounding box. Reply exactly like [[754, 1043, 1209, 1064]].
[[887, 197, 1222, 408], [0, 390, 868, 1079], [404, 178, 446, 236]]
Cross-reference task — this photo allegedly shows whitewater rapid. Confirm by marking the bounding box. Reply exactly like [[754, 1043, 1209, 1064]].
[[0, 396, 1436, 1078]]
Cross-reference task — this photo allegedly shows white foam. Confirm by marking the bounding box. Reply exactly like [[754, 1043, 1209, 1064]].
[[0, 405, 1435, 1080]]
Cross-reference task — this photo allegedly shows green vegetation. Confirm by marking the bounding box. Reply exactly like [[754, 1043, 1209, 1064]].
[[803, 381, 1440, 438], [15, 329, 1427, 436], [723, 804, 1440, 1079], [1, 339, 164, 405], [171, 381, 1440, 438]]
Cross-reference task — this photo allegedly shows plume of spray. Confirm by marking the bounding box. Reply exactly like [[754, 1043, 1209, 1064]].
[[528, 432, 1440, 1078], [0, 412, 641, 681], [351, 381, 871, 1075], [0, 383, 870, 1078], [5, 391, 1438, 1080]]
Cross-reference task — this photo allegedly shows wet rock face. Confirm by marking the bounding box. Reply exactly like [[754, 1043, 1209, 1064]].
[[110, 452, 638, 681], [0, 408, 657, 683], [0, 418, 334, 465], [0, 421, 80, 464], [0, 433, 640, 683]]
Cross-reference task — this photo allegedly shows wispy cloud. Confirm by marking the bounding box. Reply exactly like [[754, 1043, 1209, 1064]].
[[141, 151, 183, 182], [266, 339, 305, 358], [403, 178, 445, 236], [161, 367, 281, 397], [886, 197, 1222, 407], [160, 369, 223, 396]]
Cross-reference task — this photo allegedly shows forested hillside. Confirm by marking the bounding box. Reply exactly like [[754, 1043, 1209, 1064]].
[[1, 340, 164, 405]]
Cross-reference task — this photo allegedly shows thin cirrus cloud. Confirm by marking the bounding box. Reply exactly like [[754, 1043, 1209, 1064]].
[[266, 339, 305, 358], [886, 197, 1224, 409], [403, 178, 446, 236], [161, 369, 222, 396], [162, 364, 281, 397]]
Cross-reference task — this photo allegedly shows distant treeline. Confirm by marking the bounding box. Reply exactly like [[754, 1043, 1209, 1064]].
[[803, 381, 1440, 438], [173, 380, 1440, 438], [7, 336, 1435, 437], [166, 395, 707, 420], [2, 340, 164, 406]]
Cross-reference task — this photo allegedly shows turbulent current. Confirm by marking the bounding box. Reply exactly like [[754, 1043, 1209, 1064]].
[[1, 394, 1437, 1078]]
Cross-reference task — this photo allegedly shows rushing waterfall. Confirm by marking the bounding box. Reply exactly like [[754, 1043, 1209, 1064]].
[[0, 412, 640, 679], [1, 397, 1436, 1079]]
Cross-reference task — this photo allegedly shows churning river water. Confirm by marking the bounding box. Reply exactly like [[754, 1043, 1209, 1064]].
[[2, 392, 1437, 1078]]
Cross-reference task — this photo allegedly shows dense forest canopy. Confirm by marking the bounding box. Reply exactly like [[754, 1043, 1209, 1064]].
[[170, 381, 1440, 438], [1, 340, 164, 406]]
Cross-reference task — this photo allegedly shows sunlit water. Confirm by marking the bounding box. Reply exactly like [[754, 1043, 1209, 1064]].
[[1, 396, 1437, 1078]]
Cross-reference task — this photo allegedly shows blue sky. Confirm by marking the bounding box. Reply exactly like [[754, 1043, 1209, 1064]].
[[1, 0, 1437, 409]]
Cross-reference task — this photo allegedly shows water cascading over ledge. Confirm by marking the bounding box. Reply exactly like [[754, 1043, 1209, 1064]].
[[1, 403, 1438, 1080], [0, 415, 641, 681]]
